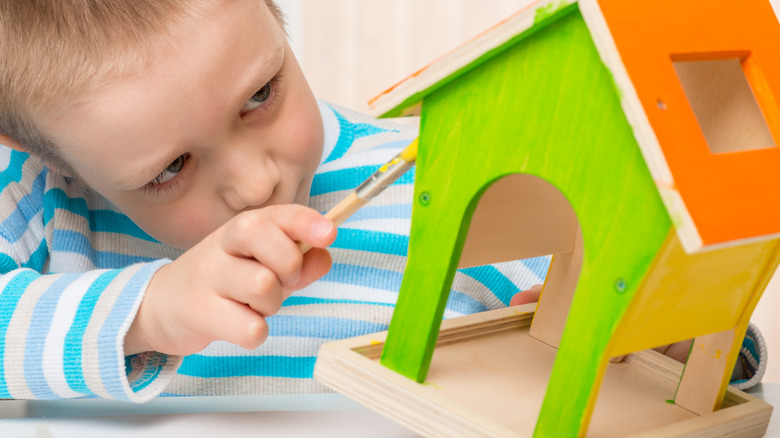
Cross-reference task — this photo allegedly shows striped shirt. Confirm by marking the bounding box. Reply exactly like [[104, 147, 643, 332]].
[[0, 100, 551, 401]]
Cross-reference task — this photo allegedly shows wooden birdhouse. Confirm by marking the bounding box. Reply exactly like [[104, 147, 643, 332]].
[[315, 0, 780, 436]]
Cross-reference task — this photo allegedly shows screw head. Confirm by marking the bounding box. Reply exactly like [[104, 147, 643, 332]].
[[419, 191, 431, 206]]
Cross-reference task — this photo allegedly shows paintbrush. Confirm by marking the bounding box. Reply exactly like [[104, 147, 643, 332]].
[[298, 137, 419, 253]]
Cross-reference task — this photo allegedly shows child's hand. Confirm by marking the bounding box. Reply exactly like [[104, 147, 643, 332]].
[[124, 204, 336, 356], [509, 284, 543, 306]]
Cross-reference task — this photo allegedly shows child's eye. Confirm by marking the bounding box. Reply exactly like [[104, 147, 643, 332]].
[[149, 154, 189, 186], [240, 81, 273, 114]]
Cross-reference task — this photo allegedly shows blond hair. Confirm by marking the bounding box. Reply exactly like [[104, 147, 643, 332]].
[[0, 0, 283, 175]]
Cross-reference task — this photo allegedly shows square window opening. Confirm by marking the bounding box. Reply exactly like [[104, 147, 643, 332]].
[[673, 58, 776, 154]]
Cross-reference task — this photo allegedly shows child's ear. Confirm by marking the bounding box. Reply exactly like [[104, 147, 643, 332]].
[[0, 133, 74, 178], [0, 133, 28, 152]]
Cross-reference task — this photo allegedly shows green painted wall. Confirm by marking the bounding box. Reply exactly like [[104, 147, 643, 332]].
[[381, 7, 673, 436]]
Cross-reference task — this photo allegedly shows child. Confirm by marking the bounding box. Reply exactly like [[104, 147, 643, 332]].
[[0, 0, 763, 403], [0, 0, 548, 401]]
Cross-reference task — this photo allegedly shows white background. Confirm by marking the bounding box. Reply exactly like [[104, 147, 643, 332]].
[[276, 0, 780, 382]]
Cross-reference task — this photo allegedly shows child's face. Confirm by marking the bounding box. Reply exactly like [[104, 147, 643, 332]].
[[40, 0, 323, 250]]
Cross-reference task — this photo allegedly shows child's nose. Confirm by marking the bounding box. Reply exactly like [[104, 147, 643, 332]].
[[221, 154, 280, 211]]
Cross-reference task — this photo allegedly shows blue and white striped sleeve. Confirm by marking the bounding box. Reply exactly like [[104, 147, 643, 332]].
[[0, 149, 180, 401], [0, 258, 181, 401]]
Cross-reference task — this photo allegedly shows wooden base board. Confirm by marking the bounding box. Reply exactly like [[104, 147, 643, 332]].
[[314, 305, 772, 437]]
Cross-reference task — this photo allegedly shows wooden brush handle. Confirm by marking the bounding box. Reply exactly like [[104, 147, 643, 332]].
[[297, 192, 364, 254]]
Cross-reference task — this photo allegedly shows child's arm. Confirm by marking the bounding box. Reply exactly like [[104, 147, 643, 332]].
[[0, 204, 334, 401], [0, 151, 171, 401], [0, 149, 335, 401], [0, 156, 178, 400], [0, 257, 177, 401]]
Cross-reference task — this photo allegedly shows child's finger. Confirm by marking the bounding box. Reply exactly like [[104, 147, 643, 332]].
[[201, 299, 271, 350], [610, 355, 627, 363], [270, 205, 336, 249], [284, 247, 333, 297], [509, 284, 543, 306], [228, 205, 335, 250], [231, 222, 304, 286], [219, 258, 285, 317], [221, 205, 335, 285]]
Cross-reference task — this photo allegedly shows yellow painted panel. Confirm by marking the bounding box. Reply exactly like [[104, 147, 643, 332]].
[[609, 230, 780, 356]]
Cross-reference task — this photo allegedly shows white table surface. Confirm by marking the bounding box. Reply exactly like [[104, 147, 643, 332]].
[[1, 384, 777, 437], [0, 393, 419, 437]]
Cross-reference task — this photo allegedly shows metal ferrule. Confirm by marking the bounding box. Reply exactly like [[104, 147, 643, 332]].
[[355, 157, 415, 202]]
